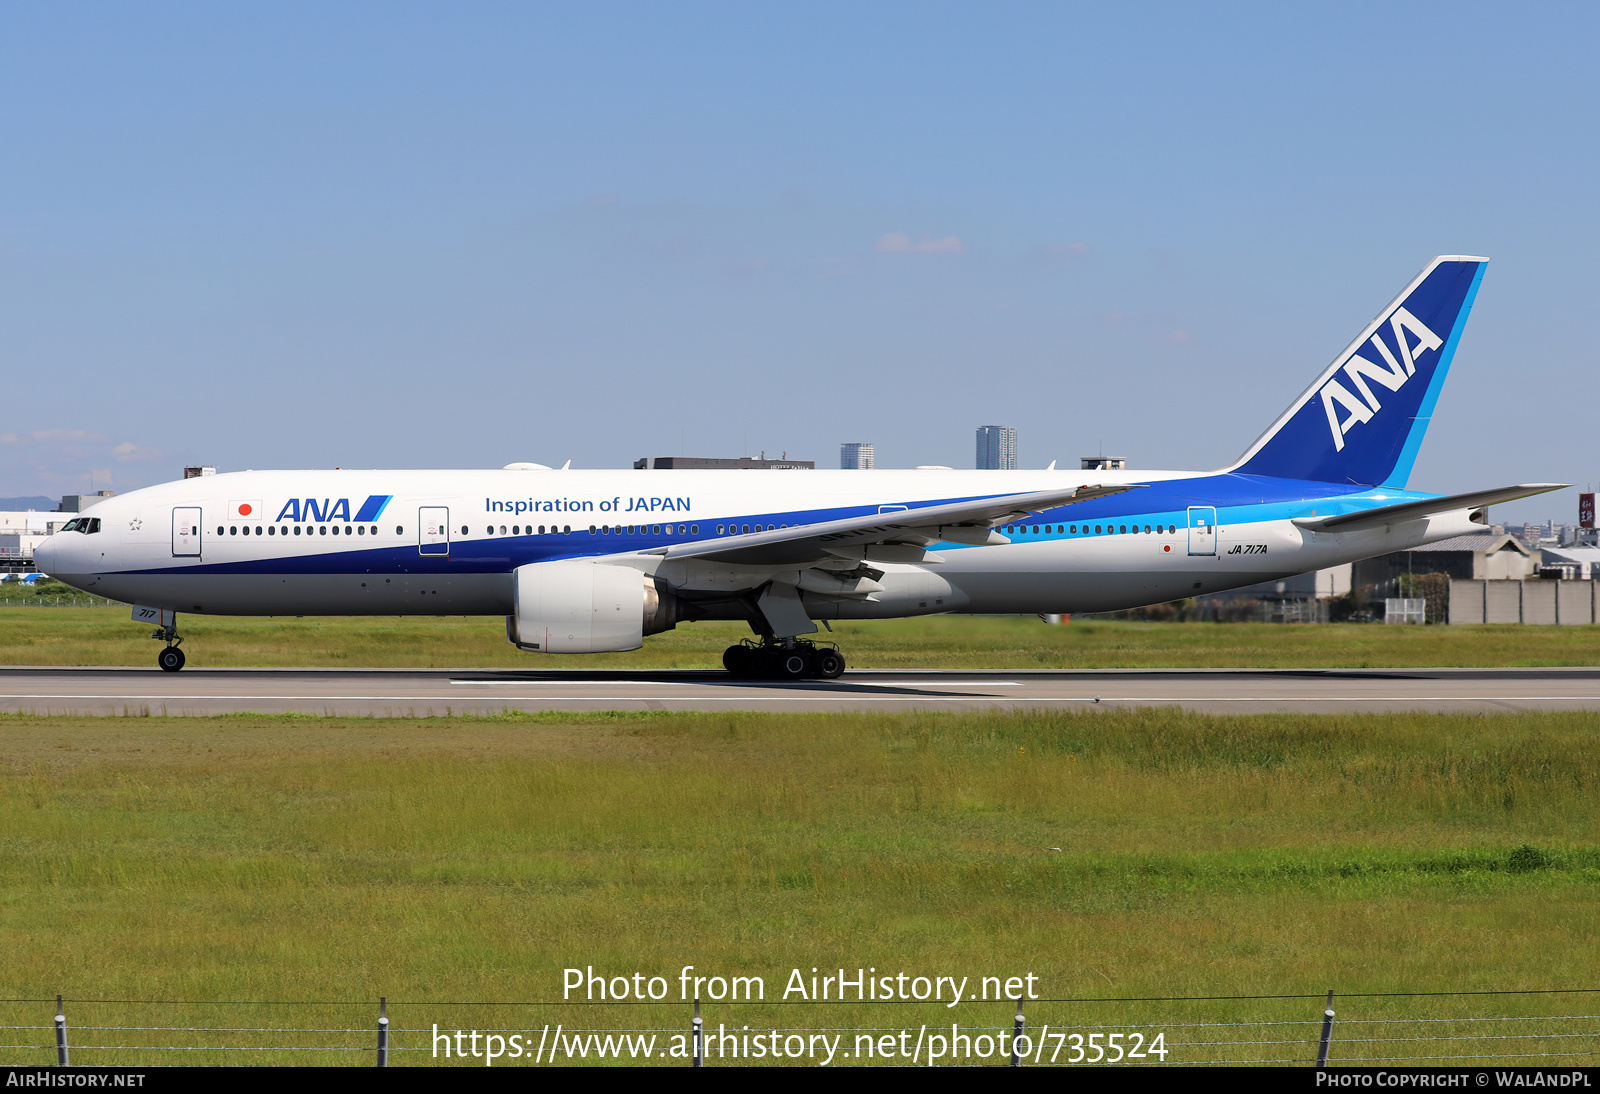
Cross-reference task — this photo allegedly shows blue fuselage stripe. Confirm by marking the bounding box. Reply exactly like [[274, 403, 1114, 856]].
[[111, 475, 1428, 577]]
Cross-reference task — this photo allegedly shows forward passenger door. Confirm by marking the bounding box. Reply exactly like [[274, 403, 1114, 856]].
[[419, 507, 450, 556], [172, 507, 202, 557]]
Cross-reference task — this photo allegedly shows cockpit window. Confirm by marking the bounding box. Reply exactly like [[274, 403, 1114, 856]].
[[61, 518, 100, 534], [86, 518, 100, 534], [61, 518, 82, 532]]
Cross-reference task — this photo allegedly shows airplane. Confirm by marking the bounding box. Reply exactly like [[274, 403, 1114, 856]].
[[36, 255, 1563, 676]]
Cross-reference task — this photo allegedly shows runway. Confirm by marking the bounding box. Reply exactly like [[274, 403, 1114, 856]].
[[4, 665, 1600, 716]]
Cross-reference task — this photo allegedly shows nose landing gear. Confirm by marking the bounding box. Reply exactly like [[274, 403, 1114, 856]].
[[150, 614, 185, 672], [721, 640, 846, 680]]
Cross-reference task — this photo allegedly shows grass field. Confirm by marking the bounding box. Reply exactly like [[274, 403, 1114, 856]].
[[6, 605, 1600, 670], [1, 707, 1597, 1065]]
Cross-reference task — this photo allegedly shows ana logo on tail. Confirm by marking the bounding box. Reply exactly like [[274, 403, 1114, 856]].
[[1318, 307, 1443, 452]]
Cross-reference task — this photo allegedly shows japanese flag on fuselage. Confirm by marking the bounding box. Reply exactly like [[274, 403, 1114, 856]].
[[229, 500, 262, 520]]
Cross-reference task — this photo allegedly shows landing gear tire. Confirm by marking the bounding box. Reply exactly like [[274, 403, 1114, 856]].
[[723, 644, 754, 676], [775, 648, 812, 680], [814, 649, 846, 679], [157, 646, 186, 672]]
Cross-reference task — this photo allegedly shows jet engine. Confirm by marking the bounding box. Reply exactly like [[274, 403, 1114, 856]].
[[507, 560, 678, 653]]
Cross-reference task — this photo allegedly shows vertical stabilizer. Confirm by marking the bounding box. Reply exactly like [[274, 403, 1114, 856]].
[[1228, 256, 1487, 487]]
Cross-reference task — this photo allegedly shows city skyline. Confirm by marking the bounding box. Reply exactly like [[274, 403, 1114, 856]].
[[976, 425, 1018, 471]]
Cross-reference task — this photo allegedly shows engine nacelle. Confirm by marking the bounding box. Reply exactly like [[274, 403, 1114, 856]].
[[507, 560, 677, 653]]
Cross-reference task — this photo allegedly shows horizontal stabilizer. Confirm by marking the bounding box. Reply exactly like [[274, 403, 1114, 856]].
[[1291, 483, 1568, 533]]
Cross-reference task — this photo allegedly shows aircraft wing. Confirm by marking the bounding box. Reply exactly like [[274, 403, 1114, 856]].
[[636, 484, 1144, 567], [1291, 483, 1568, 533]]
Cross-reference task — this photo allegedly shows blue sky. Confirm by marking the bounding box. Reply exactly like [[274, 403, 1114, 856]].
[[3, 2, 1595, 523]]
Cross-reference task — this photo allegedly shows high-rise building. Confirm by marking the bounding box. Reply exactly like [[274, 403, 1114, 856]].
[[840, 442, 874, 470], [976, 426, 1017, 470]]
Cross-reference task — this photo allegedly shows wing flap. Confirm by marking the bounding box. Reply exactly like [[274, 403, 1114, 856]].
[[652, 483, 1144, 567]]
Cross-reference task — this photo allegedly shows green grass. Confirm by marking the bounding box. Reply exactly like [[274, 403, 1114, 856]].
[[1, 708, 1598, 1065], [7, 606, 1600, 669]]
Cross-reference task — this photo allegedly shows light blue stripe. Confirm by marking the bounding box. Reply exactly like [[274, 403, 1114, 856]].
[[1383, 262, 1487, 489]]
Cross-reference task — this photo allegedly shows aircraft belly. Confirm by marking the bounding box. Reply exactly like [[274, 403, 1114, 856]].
[[945, 568, 1289, 614], [91, 572, 514, 616]]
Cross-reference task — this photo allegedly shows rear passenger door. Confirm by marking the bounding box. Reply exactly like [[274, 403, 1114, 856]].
[[1186, 506, 1217, 556]]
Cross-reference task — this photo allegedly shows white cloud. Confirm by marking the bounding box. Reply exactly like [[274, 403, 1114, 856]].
[[0, 429, 171, 494], [1, 429, 109, 446], [875, 232, 965, 254], [112, 441, 167, 462]]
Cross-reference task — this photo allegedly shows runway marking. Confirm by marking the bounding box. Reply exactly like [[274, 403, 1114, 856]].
[[871, 681, 1022, 688], [1, 694, 1599, 704], [447, 679, 1023, 688], [449, 679, 704, 687]]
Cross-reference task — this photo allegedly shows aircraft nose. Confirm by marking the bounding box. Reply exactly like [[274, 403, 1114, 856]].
[[32, 536, 56, 575]]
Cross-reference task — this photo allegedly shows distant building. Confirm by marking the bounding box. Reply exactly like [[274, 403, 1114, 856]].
[[976, 426, 1017, 470], [1193, 564, 1353, 622], [1080, 456, 1126, 471], [0, 508, 72, 572], [55, 491, 114, 513], [1352, 532, 1538, 586], [1537, 544, 1600, 580], [840, 443, 874, 470], [633, 456, 813, 470]]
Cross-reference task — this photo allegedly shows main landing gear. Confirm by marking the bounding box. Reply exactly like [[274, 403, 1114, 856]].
[[152, 615, 185, 672], [722, 640, 846, 680]]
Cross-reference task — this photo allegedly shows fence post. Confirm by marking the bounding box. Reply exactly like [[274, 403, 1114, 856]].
[[692, 998, 703, 1067], [1011, 998, 1024, 1066], [54, 995, 68, 1067], [376, 997, 389, 1068], [1316, 990, 1335, 1067]]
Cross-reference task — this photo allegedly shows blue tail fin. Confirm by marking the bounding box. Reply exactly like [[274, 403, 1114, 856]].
[[1228, 256, 1487, 487]]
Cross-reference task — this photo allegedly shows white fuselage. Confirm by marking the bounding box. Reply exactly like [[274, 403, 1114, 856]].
[[36, 466, 1475, 623]]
